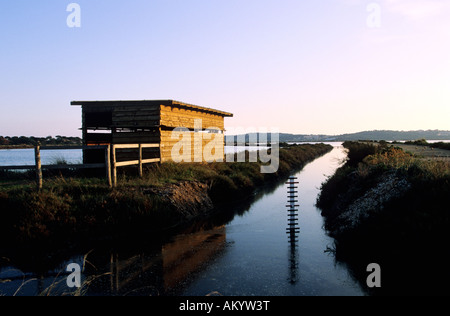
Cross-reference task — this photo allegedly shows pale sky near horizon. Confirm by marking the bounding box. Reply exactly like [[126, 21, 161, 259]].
[[1, 0, 449, 137]]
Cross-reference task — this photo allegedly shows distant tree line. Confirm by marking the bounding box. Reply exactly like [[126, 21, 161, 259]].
[[0, 136, 82, 147]]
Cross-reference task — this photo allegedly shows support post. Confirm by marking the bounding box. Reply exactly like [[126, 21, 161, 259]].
[[35, 144, 43, 191], [112, 145, 117, 188], [139, 144, 143, 178], [105, 145, 112, 188]]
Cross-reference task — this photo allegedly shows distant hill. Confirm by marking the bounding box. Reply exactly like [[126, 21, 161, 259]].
[[225, 130, 450, 143]]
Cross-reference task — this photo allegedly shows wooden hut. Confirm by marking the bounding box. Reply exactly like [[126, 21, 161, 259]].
[[71, 100, 233, 164]]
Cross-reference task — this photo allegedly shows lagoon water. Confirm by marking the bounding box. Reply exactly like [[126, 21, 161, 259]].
[[0, 146, 259, 167], [0, 148, 82, 166], [0, 144, 369, 296]]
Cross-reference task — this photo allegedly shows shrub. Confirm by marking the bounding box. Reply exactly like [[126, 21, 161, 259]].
[[342, 141, 379, 166], [209, 174, 239, 203]]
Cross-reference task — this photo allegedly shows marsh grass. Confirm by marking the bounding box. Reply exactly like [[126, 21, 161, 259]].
[[317, 142, 450, 271], [40, 253, 111, 297], [362, 146, 450, 179], [0, 251, 111, 296]]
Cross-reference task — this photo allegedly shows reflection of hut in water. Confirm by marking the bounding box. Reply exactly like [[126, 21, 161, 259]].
[[85, 226, 226, 296], [161, 226, 226, 291]]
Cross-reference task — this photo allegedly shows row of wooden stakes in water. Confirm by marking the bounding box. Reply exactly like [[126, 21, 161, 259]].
[[286, 176, 300, 243]]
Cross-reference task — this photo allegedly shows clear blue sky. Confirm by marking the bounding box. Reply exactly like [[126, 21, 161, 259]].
[[1, 0, 449, 137]]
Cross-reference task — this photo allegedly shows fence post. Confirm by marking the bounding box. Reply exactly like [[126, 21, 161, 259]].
[[111, 145, 117, 187], [35, 144, 43, 190], [139, 144, 143, 178], [105, 145, 112, 188]]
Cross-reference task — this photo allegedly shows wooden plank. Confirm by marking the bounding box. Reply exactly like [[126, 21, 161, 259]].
[[160, 121, 223, 129], [112, 105, 159, 112], [116, 155, 159, 162], [159, 142, 222, 149], [160, 130, 223, 135], [160, 107, 226, 119], [141, 144, 160, 148], [111, 123, 160, 129], [160, 118, 224, 130], [42, 164, 106, 169], [113, 138, 160, 144], [116, 160, 139, 167], [160, 109, 225, 127], [0, 163, 106, 170], [115, 159, 160, 167], [160, 113, 222, 121], [113, 144, 160, 149], [113, 109, 159, 114], [113, 132, 160, 137], [83, 106, 114, 113], [112, 115, 160, 121], [160, 108, 223, 118], [112, 118, 159, 123], [0, 165, 35, 170], [41, 145, 108, 150], [113, 110, 159, 116], [113, 134, 159, 139], [160, 133, 223, 140], [114, 144, 140, 149], [112, 120, 160, 126], [142, 158, 161, 164]]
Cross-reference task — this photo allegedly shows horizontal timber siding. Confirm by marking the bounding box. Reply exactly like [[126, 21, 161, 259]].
[[160, 105, 224, 130], [160, 130, 224, 163]]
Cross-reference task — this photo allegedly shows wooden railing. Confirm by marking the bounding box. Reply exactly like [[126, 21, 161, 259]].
[[111, 144, 161, 187], [0, 144, 161, 189]]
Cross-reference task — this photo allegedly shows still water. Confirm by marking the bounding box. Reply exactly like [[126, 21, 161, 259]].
[[0, 145, 366, 296], [0, 149, 82, 166], [0, 146, 259, 167]]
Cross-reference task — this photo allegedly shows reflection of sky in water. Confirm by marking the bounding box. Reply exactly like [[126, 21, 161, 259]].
[[0, 149, 82, 166], [180, 146, 364, 296]]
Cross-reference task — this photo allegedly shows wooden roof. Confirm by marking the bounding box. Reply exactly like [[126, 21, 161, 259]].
[[71, 100, 233, 117]]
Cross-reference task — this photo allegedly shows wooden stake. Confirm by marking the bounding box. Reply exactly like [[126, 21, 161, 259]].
[[35, 144, 43, 190]]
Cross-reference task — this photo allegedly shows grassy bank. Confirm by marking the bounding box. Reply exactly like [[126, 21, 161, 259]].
[[316, 141, 450, 295], [0, 144, 332, 250]]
